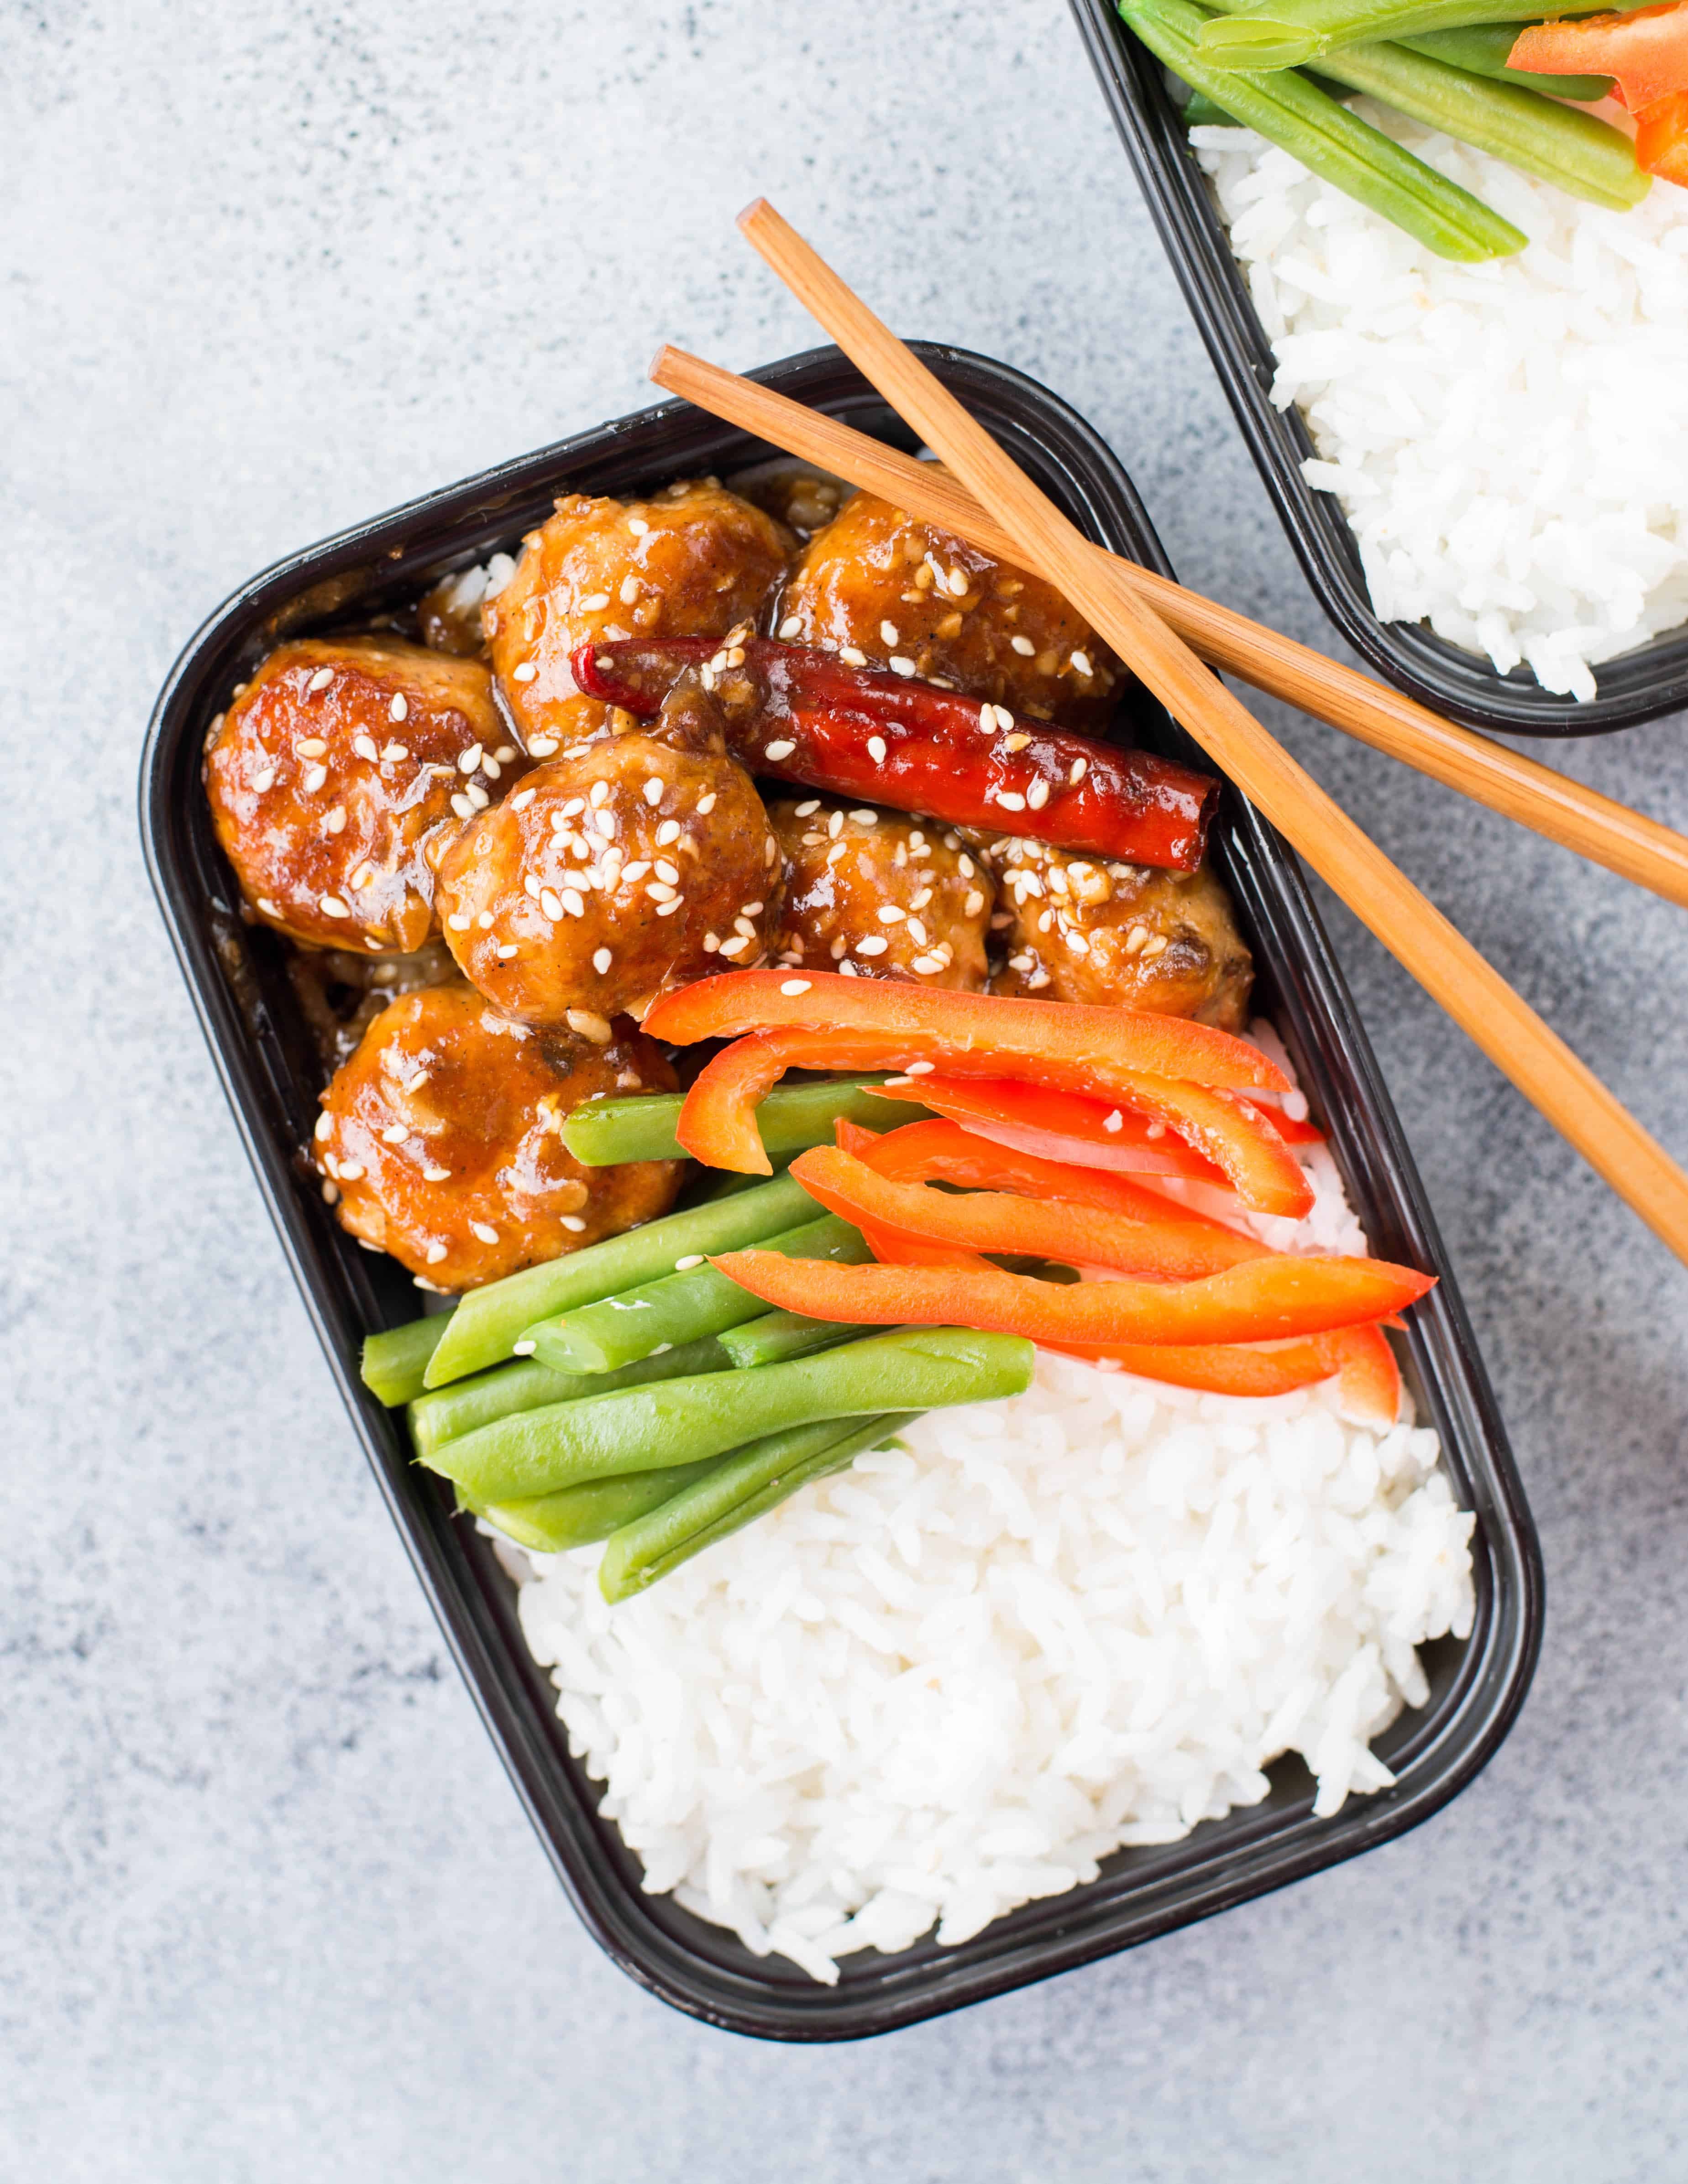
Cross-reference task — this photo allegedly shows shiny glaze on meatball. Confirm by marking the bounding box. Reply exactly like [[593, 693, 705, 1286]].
[[769, 799, 994, 989], [485, 479, 794, 756], [314, 981, 680, 1291], [434, 674, 785, 1027], [776, 488, 1121, 729], [983, 837, 1253, 1029], [204, 638, 519, 953]]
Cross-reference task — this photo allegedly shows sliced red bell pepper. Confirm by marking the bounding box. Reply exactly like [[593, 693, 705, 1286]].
[[646, 971, 1285, 1088], [836, 1115, 1245, 1229], [1509, 5, 1688, 115], [791, 1143, 1268, 1282], [1633, 89, 1688, 182], [872, 1075, 1231, 1185], [573, 636, 1219, 871], [1041, 1331, 1372, 1404], [709, 1251, 1434, 1347], [1332, 1322, 1401, 1426]]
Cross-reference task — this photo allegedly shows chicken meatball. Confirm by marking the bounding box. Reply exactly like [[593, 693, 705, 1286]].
[[769, 800, 994, 989], [984, 838, 1253, 1029], [777, 489, 1122, 729], [435, 674, 785, 1027], [205, 637, 520, 953], [485, 479, 794, 756], [314, 981, 680, 1291]]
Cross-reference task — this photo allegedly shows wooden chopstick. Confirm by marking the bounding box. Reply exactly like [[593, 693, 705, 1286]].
[[725, 198, 1688, 1269], [650, 343, 1688, 914]]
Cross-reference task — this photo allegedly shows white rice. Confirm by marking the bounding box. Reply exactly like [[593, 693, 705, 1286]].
[[1192, 110, 1688, 698], [498, 1028, 1475, 1983]]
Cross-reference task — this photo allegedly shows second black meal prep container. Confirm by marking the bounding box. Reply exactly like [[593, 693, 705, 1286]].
[[1070, 0, 1688, 738], [141, 342, 1542, 2039]]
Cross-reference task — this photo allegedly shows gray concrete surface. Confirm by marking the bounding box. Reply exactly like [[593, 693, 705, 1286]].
[[5, 3, 1686, 2178]]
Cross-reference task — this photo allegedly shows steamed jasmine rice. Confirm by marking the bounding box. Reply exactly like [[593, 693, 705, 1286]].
[[1192, 109, 1688, 698], [498, 1040, 1475, 1985]]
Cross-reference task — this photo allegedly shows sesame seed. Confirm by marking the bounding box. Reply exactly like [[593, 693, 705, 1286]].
[[302, 763, 328, 793], [252, 768, 275, 791], [540, 888, 565, 920], [647, 881, 676, 903], [1026, 779, 1050, 810], [468, 784, 491, 811], [482, 757, 502, 782], [839, 959, 859, 977], [413, 1275, 451, 1294], [718, 935, 751, 956], [257, 897, 281, 918], [778, 616, 802, 640], [619, 575, 640, 605], [381, 1122, 410, 1144], [457, 744, 484, 775], [910, 956, 940, 975], [642, 777, 663, 806], [560, 1215, 587, 1233], [423, 1165, 451, 1183], [319, 893, 349, 917], [879, 621, 899, 646], [621, 860, 650, 883], [827, 809, 845, 839], [382, 742, 409, 762], [654, 819, 681, 849], [528, 735, 558, 756], [470, 1220, 499, 1244], [996, 791, 1027, 812], [512, 1339, 537, 1356], [793, 799, 820, 818], [674, 1253, 706, 1271], [390, 694, 409, 722], [337, 1160, 365, 1181], [1071, 650, 1094, 677], [702, 933, 720, 953], [964, 888, 985, 916], [765, 836, 779, 863], [867, 735, 887, 763], [1142, 935, 1170, 959], [628, 516, 650, 536], [654, 859, 680, 884], [1069, 757, 1088, 785], [321, 1180, 340, 1204], [763, 739, 796, 763], [313, 1112, 335, 1146], [1007, 954, 1033, 972], [592, 947, 613, 973], [878, 904, 906, 925], [733, 917, 757, 940], [993, 705, 1015, 731], [850, 809, 877, 826], [511, 788, 537, 811], [307, 667, 335, 692], [780, 978, 813, 997], [477, 911, 494, 929], [888, 657, 915, 677], [562, 888, 586, 916], [948, 567, 969, 596], [839, 646, 867, 667], [741, 900, 764, 917], [296, 736, 328, 758], [324, 805, 347, 835], [496, 942, 518, 958], [907, 918, 928, 946], [856, 935, 889, 956], [578, 593, 611, 612], [1011, 635, 1036, 656], [1065, 930, 1089, 956], [566, 1008, 613, 1043], [1125, 925, 1148, 956]]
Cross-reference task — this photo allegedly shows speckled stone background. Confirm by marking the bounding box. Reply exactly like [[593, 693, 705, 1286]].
[[6, 3, 1686, 2177]]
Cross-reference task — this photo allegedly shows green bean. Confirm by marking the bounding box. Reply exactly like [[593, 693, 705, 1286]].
[[1183, 87, 1241, 124], [420, 1171, 815, 1388], [406, 1336, 729, 1458], [598, 1414, 920, 1602], [419, 1325, 1034, 1505], [1123, 0, 1525, 258], [1194, 0, 1660, 72], [362, 1314, 452, 1407], [1400, 26, 1612, 104], [718, 1308, 884, 1369], [523, 1212, 871, 1375], [1199, 0, 1647, 207], [465, 1458, 735, 1556], [562, 1077, 932, 1167]]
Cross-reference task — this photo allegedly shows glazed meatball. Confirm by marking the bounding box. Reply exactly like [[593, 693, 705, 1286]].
[[777, 488, 1122, 729], [485, 479, 794, 755], [769, 799, 994, 989], [314, 981, 680, 1291], [434, 674, 785, 1027], [984, 838, 1253, 1029], [205, 637, 520, 953]]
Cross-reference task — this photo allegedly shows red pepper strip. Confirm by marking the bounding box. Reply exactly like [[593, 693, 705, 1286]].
[[1634, 90, 1688, 182], [1235, 1097, 1323, 1147], [790, 1144, 1269, 1282], [646, 971, 1285, 1091], [1333, 1323, 1401, 1425], [1043, 1332, 1369, 1402], [1509, 5, 1688, 114], [709, 1252, 1434, 1347], [573, 637, 1219, 872], [870, 1076, 1230, 1185], [836, 1115, 1248, 1232]]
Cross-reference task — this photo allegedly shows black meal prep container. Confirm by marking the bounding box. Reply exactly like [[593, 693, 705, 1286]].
[[141, 342, 1542, 2040], [1070, 0, 1688, 737]]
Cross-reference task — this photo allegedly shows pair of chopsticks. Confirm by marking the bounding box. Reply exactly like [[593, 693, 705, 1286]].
[[650, 199, 1688, 1268]]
